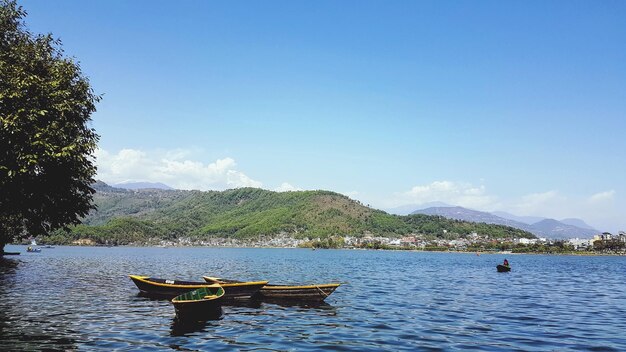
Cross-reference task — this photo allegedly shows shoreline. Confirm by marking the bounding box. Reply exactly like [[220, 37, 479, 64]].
[[6, 243, 626, 256]]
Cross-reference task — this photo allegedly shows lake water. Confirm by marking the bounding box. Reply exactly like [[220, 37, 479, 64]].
[[1, 245, 626, 351]]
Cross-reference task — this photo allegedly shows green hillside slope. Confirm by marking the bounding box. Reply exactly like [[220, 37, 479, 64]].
[[46, 182, 535, 245]]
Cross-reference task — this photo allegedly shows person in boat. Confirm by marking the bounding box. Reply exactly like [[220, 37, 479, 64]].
[[503, 258, 509, 267]]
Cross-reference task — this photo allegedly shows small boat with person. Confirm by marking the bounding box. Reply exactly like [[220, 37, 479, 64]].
[[496, 264, 511, 272], [26, 246, 41, 253], [172, 284, 224, 321], [497, 259, 511, 272]]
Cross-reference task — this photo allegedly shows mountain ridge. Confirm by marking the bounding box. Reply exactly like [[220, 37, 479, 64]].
[[48, 182, 535, 245], [412, 206, 598, 239]]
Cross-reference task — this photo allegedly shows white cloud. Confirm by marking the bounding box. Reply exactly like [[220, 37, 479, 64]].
[[510, 190, 563, 215], [274, 182, 302, 192], [588, 190, 615, 203], [95, 148, 262, 190], [394, 180, 498, 210]]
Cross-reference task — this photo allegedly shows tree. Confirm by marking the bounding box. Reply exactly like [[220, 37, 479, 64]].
[[0, 0, 100, 252]]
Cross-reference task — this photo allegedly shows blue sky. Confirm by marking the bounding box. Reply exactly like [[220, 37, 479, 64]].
[[20, 1, 626, 232]]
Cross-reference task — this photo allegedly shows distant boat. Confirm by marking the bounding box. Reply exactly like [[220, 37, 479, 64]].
[[44, 245, 54, 249], [497, 264, 511, 272], [171, 285, 224, 321]]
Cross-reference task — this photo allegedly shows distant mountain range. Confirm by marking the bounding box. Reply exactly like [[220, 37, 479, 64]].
[[386, 202, 452, 215], [411, 206, 598, 239]]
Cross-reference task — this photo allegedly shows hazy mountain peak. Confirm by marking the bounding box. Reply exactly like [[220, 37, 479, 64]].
[[386, 202, 452, 215], [491, 211, 546, 225], [413, 206, 599, 239], [559, 218, 597, 231]]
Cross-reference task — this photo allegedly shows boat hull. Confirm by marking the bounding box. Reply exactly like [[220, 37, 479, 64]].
[[130, 275, 268, 299], [172, 286, 224, 321], [174, 302, 223, 321], [203, 276, 340, 301], [1, 252, 20, 256], [257, 284, 340, 301], [201, 277, 268, 299], [130, 275, 210, 298], [497, 265, 511, 272]]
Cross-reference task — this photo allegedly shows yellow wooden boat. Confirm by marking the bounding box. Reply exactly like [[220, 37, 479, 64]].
[[130, 275, 211, 298], [130, 275, 267, 299], [203, 276, 340, 301], [196, 276, 269, 298], [258, 283, 340, 301], [172, 285, 224, 321]]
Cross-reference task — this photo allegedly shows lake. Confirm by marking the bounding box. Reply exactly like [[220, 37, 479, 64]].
[[1, 245, 626, 351]]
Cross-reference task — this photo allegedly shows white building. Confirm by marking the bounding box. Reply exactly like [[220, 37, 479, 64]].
[[567, 238, 593, 250], [517, 238, 538, 245]]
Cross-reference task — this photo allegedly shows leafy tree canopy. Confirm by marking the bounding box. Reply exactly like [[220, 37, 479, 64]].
[[0, 0, 100, 251]]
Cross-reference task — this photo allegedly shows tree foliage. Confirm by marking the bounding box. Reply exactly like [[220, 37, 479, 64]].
[[593, 239, 625, 253], [0, 1, 99, 250]]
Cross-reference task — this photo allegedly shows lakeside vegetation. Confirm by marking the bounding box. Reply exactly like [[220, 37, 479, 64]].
[[296, 237, 624, 255]]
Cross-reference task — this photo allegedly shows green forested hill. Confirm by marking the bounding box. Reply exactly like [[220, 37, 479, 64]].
[[44, 182, 535, 245]]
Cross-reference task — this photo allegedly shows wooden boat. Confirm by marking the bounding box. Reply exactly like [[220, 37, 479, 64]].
[[201, 277, 268, 299], [203, 277, 340, 301], [172, 285, 224, 321], [129, 275, 210, 297], [1, 251, 20, 256], [257, 283, 340, 301], [129, 275, 267, 299], [497, 264, 511, 272]]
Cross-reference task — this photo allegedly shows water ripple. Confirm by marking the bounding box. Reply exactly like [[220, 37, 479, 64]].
[[2, 247, 626, 351]]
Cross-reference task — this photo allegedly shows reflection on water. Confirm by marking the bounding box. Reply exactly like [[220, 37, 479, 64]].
[[0, 257, 19, 269], [171, 306, 224, 332], [2, 245, 626, 351], [136, 290, 332, 310], [260, 298, 335, 310], [171, 316, 223, 337]]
